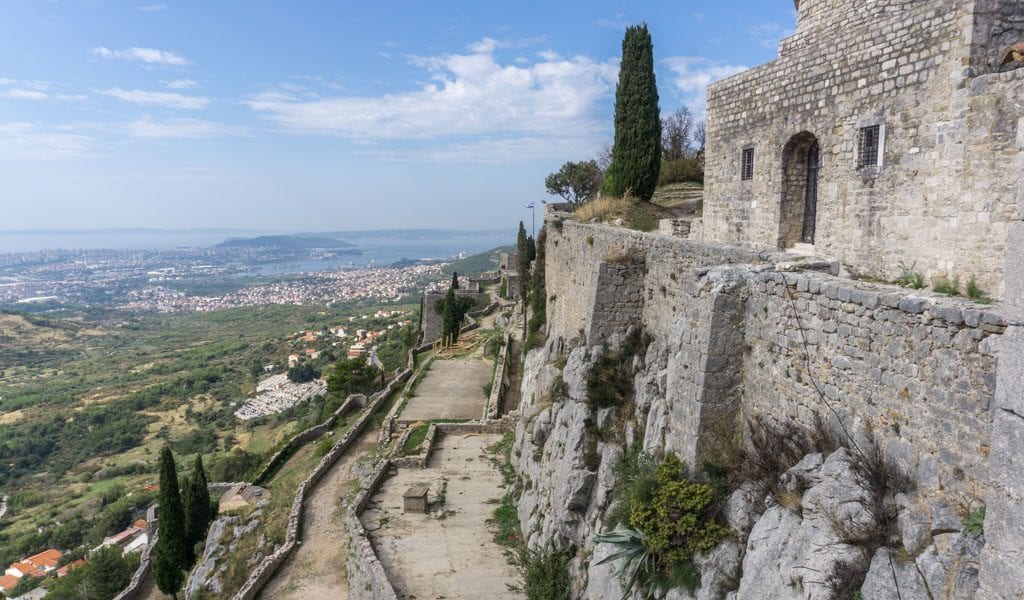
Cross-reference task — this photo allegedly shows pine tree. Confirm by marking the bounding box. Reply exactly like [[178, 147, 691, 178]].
[[602, 23, 661, 201], [86, 545, 134, 599], [154, 445, 188, 599], [451, 271, 459, 289]]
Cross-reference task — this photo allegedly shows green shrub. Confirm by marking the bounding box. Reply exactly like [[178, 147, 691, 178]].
[[932, 275, 959, 295], [658, 158, 703, 186], [895, 262, 925, 289], [962, 505, 986, 537], [518, 546, 573, 600], [965, 277, 990, 304], [586, 349, 636, 409], [599, 453, 732, 597]]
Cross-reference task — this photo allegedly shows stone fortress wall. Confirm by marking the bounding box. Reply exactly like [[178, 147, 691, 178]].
[[541, 212, 1023, 595], [701, 0, 1024, 299]]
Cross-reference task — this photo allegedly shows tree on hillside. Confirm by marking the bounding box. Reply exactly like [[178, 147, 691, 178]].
[[602, 24, 661, 201], [544, 160, 603, 205], [662, 106, 695, 161], [451, 271, 459, 290], [184, 456, 213, 560], [286, 362, 318, 384], [435, 290, 474, 344], [326, 356, 379, 398], [154, 445, 188, 599], [516, 222, 532, 304], [86, 545, 137, 599]]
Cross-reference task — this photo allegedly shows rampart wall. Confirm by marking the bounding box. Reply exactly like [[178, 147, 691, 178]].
[[545, 218, 1009, 521]]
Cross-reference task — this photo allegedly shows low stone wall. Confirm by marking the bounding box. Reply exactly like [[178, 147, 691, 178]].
[[206, 481, 246, 495], [230, 370, 411, 600], [112, 524, 158, 600], [379, 356, 434, 446], [346, 460, 400, 600], [486, 332, 512, 420], [251, 393, 365, 486]]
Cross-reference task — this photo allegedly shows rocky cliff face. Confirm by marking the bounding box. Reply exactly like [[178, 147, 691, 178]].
[[513, 334, 985, 600]]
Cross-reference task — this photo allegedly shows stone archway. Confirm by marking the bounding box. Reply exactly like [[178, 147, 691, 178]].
[[778, 132, 820, 251]]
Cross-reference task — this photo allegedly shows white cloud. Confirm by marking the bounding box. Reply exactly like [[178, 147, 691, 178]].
[[663, 56, 747, 114], [0, 122, 95, 159], [1, 89, 49, 101], [100, 87, 209, 109], [748, 22, 794, 49], [165, 78, 197, 89], [138, 3, 168, 11], [248, 39, 618, 145], [90, 46, 189, 66], [126, 118, 245, 138]]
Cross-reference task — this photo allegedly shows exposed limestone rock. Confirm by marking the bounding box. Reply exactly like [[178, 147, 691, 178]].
[[185, 516, 237, 598]]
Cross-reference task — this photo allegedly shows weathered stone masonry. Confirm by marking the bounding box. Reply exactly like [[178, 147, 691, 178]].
[[544, 218, 1011, 564], [702, 0, 1024, 298]]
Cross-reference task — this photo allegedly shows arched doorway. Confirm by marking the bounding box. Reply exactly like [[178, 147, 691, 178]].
[[778, 132, 820, 251]]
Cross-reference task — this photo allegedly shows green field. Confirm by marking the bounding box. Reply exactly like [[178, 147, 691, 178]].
[[0, 301, 417, 565]]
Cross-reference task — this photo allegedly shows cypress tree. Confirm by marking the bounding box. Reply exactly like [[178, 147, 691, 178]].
[[442, 287, 458, 344], [602, 23, 662, 201], [451, 271, 459, 290], [516, 222, 531, 303], [179, 474, 194, 563], [184, 456, 213, 558], [154, 445, 188, 599]]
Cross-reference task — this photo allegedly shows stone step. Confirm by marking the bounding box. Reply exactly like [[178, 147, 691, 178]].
[[788, 243, 815, 256]]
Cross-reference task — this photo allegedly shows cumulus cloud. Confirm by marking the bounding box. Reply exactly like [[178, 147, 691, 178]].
[[99, 87, 209, 109], [248, 38, 618, 151], [126, 118, 245, 138], [90, 46, 189, 66], [663, 56, 747, 114], [0, 123, 96, 159]]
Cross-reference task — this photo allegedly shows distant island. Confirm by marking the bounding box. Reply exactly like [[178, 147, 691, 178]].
[[214, 235, 358, 251]]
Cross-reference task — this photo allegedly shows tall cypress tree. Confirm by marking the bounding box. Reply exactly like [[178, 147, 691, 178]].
[[451, 271, 459, 290], [184, 456, 213, 558], [442, 287, 458, 344], [154, 445, 188, 599], [516, 222, 531, 303], [602, 23, 661, 201]]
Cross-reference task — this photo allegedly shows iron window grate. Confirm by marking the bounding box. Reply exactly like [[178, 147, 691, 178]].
[[858, 125, 881, 168], [741, 147, 754, 180]]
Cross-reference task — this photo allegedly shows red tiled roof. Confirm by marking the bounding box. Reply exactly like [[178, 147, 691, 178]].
[[57, 559, 87, 577], [26, 548, 61, 569], [0, 574, 20, 591]]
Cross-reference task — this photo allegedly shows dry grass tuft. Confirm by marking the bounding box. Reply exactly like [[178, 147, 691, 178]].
[[574, 195, 638, 222]]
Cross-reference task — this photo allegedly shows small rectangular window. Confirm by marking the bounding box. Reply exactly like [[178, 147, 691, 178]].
[[741, 147, 754, 181], [858, 125, 881, 168]]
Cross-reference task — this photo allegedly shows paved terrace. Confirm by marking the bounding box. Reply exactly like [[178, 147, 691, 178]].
[[360, 432, 520, 600], [398, 358, 492, 422]]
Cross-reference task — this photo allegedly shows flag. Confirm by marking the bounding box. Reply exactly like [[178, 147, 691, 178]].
[[526, 202, 535, 208]]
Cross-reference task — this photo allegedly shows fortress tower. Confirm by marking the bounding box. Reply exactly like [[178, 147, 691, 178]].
[[702, 0, 1024, 299]]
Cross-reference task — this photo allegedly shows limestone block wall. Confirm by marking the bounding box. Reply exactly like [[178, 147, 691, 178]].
[[703, 0, 1024, 298], [545, 218, 1008, 525], [741, 270, 1004, 497], [345, 459, 399, 600]]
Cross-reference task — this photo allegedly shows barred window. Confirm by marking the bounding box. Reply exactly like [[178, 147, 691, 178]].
[[741, 147, 754, 181], [858, 125, 881, 168]]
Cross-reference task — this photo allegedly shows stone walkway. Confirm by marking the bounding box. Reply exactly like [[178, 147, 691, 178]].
[[399, 358, 492, 422], [361, 433, 521, 600], [257, 430, 377, 600]]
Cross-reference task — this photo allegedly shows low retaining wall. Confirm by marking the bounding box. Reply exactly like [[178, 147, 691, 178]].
[[112, 525, 158, 600], [230, 370, 411, 600], [379, 355, 435, 446], [252, 393, 365, 486], [346, 460, 399, 600], [485, 331, 512, 420]]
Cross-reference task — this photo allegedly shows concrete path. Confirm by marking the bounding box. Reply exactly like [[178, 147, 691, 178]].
[[399, 358, 492, 422], [258, 430, 377, 600], [361, 433, 521, 600]]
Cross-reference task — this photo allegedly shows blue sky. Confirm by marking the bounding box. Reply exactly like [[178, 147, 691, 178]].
[[0, 0, 795, 232]]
